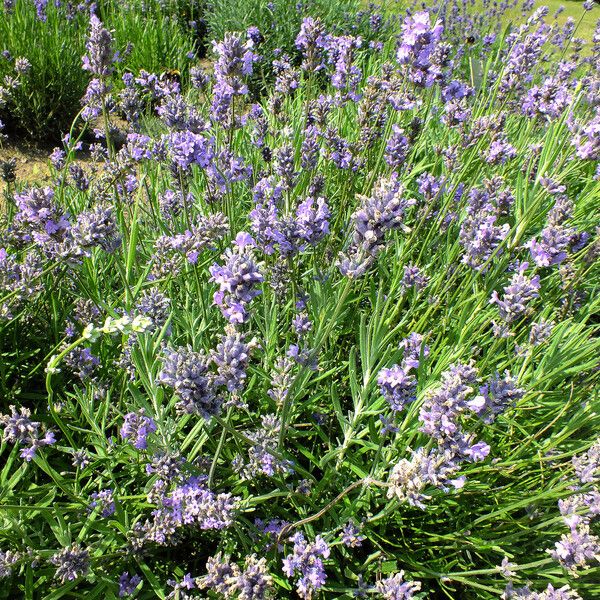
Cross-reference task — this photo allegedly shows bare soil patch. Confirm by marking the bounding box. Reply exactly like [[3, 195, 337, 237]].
[[0, 139, 53, 192]]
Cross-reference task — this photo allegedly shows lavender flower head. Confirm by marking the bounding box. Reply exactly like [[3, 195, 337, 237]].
[[293, 196, 330, 248], [296, 17, 326, 72], [352, 174, 413, 251], [378, 365, 417, 412], [418, 172, 446, 200], [63, 346, 99, 382], [208, 148, 253, 193], [301, 125, 320, 170], [234, 414, 293, 479], [549, 522, 600, 575], [82, 15, 115, 77], [234, 555, 273, 600], [157, 347, 221, 418], [338, 173, 415, 278], [166, 573, 197, 600], [0, 405, 56, 461], [274, 144, 297, 190], [419, 363, 491, 464], [476, 371, 525, 424], [0, 549, 19, 579], [485, 138, 517, 165], [572, 439, 600, 485], [89, 488, 115, 517], [401, 264, 429, 292], [118, 572, 142, 597], [573, 108, 600, 161], [151, 212, 228, 278], [503, 583, 583, 599], [81, 77, 111, 122], [135, 289, 171, 331], [376, 571, 422, 599], [273, 53, 300, 95], [50, 544, 90, 583], [525, 195, 584, 268], [139, 477, 238, 546], [72, 449, 90, 470], [211, 32, 258, 125], [267, 356, 294, 408], [526, 224, 573, 268], [246, 26, 262, 46], [340, 521, 365, 548], [190, 65, 210, 90], [400, 332, 430, 370], [419, 363, 478, 442], [529, 319, 554, 346], [69, 204, 121, 256], [385, 125, 410, 169], [200, 553, 273, 599], [0, 250, 44, 320], [282, 532, 329, 600], [212, 32, 258, 95], [460, 190, 510, 270], [490, 262, 540, 323], [209, 232, 264, 325], [157, 92, 205, 132], [212, 325, 256, 393], [397, 11, 444, 88], [165, 131, 215, 171], [387, 447, 465, 509], [14, 186, 70, 247], [120, 410, 157, 449], [522, 77, 571, 121], [14, 57, 31, 75], [250, 185, 330, 258], [201, 553, 234, 596], [325, 34, 363, 100]]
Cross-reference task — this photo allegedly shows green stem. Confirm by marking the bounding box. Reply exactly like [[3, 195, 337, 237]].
[[277, 278, 353, 450], [208, 406, 233, 488]]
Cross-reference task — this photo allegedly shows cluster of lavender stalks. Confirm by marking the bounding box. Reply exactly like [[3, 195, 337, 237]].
[[1, 0, 600, 598]]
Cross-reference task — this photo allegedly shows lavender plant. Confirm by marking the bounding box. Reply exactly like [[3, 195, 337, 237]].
[[0, 1, 599, 599], [0, 0, 197, 137]]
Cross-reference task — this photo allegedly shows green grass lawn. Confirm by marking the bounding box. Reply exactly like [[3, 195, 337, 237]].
[[505, 0, 599, 43]]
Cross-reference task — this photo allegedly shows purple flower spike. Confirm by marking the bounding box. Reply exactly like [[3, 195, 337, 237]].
[[282, 532, 329, 600], [120, 410, 157, 450]]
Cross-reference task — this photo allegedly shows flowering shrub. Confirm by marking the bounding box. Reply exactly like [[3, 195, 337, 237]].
[[0, 0, 197, 137], [204, 0, 393, 90], [0, 1, 600, 598]]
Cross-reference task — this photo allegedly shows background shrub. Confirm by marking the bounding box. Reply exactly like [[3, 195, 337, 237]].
[[104, 0, 201, 77], [0, 0, 88, 138], [204, 0, 395, 90], [0, 0, 201, 140]]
